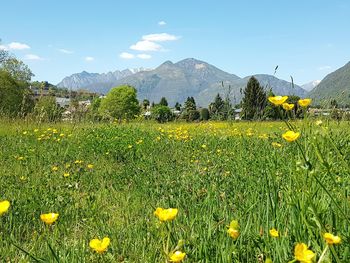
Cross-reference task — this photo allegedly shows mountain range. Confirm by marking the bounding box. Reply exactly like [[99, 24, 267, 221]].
[[309, 62, 350, 105], [58, 58, 312, 106]]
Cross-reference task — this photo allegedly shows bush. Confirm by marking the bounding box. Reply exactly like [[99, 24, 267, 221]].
[[34, 96, 62, 122], [151, 105, 174, 123], [188, 110, 200, 121], [200, 108, 210, 121]]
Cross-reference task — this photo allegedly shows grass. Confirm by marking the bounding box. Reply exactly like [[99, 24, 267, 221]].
[[0, 119, 349, 262]]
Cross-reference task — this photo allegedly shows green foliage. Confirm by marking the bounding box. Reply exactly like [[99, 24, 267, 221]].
[[151, 105, 173, 123], [264, 90, 280, 120], [187, 109, 200, 121], [241, 77, 267, 120], [184, 97, 196, 111], [209, 94, 224, 120], [174, 102, 181, 111], [34, 96, 62, 122], [159, 97, 168, 107], [1, 57, 34, 83], [200, 108, 210, 121], [0, 70, 34, 116], [99, 85, 140, 121], [142, 99, 150, 110]]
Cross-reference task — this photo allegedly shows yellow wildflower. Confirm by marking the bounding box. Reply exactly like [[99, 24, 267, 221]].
[[34, 129, 39, 133], [294, 243, 315, 263], [269, 228, 279, 237], [40, 213, 59, 225], [268, 96, 288, 106], [323, 233, 341, 245], [298, 99, 312, 107], [52, 166, 59, 172], [63, 172, 70, 177], [169, 251, 186, 262], [227, 220, 240, 239], [87, 164, 94, 169], [128, 145, 133, 149], [154, 207, 178, 222], [282, 103, 295, 111], [271, 142, 282, 148], [315, 120, 323, 126], [282, 131, 300, 142], [89, 237, 110, 254], [0, 200, 10, 216], [201, 144, 207, 149]]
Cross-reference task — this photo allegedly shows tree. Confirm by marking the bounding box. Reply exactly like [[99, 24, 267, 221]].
[[142, 99, 150, 110], [209, 93, 225, 120], [1, 57, 34, 83], [200, 108, 210, 121], [151, 105, 173, 123], [187, 110, 200, 121], [0, 70, 34, 116], [159, 97, 168, 106], [174, 102, 181, 111], [264, 90, 279, 119], [99, 85, 140, 121], [184, 97, 196, 111], [241, 77, 267, 120]]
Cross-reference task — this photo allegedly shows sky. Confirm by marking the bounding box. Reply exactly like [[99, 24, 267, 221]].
[[1, 0, 349, 85]]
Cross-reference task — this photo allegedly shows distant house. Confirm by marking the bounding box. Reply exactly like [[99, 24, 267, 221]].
[[56, 97, 71, 108], [234, 108, 242, 120]]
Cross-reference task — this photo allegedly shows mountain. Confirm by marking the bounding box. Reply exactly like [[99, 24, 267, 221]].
[[301, 80, 320, 92], [57, 58, 307, 106], [57, 68, 150, 90], [309, 62, 350, 105]]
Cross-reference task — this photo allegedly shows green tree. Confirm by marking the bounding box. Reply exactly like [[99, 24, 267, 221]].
[[264, 90, 280, 119], [209, 93, 225, 120], [99, 85, 140, 121], [0, 70, 34, 116], [187, 110, 200, 121], [184, 97, 196, 111], [174, 102, 181, 111], [34, 96, 62, 122], [200, 108, 210, 121], [159, 97, 168, 106], [142, 99, 150, 110], [151, 105, 173, 123], [241, 77, 267, 120], [1, 57, 34, 83]]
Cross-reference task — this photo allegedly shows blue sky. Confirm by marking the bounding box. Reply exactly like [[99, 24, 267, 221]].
[[1, 0, 349, 85]]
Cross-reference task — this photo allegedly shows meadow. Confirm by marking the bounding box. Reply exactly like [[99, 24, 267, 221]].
[[0, 118, 349, 262]]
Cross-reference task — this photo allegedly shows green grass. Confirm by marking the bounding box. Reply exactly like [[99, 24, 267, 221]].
[[0, 119, 350, 262]]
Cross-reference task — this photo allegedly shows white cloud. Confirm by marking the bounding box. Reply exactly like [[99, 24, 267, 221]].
[[85, 56, 94, 62], [318, 65, 331, 71], [120, 52, 135, 59], [24, 54, 43, 60], [142, 33, 179, 42], [158, 21, 166, 26], [8, 42, 30, 50], [0, 45, 8, 51], [137, 54, 152, 59], [58, 48, 74, 54], [130, 40, 163, 51]]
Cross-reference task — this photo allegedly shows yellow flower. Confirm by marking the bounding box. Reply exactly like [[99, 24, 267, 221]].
[[74, 160, 83, 164], [271, 142, 282, 148], [294, 243, 315, 263], [323, 233, 341, 245], [315, 120, 323, 126], [282, 131, 300, 142], [154, 207, 178, 221], [282, 103, 295, 111], [169, 251, 186, 262], [87, 164, 94, 169], [0, 200, 10, 216], [128, 145, 133, 149], [63, 172, 70, 177], [89, 237, 110, 254], [40, 213, 59, 225], [298, 99, 312, 107], [52, 166, 59, 172], [201, 144, 207, 149], [34, 129, 39, 133], [269, 228, 279, 237], [227, 220, 240, 239], [268, 96, 288, 106]]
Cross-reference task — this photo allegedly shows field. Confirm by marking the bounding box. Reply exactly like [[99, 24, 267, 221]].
[[0, 119, 349, 262]]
